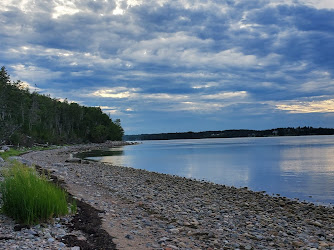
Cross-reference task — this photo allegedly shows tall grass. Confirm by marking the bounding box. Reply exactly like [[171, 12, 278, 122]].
[[0, 162, 74, 224]]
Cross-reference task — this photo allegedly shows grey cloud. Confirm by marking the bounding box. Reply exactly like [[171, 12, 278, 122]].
[[1, 0, 334, 133]]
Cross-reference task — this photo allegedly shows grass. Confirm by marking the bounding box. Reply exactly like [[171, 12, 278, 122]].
[[0, 146, 57, 160], [0, 161, 76, 225], [0, 148, 24, 160]]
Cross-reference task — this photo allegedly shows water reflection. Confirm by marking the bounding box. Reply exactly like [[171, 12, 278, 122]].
[[279, 144, 334, 204], [81, 136, 334, 205], [77, 149, 124, 162]]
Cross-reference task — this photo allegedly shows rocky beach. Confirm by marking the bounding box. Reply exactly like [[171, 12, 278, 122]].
[[1, 142, 334, 249]]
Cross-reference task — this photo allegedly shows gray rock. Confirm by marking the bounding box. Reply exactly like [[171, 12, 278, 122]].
[[65, 153, 82, 163], [142, 219, 152, 226], [58, 242, 66, 248], [125, 234, 134, 240], [0, 156, 5, 167], [158, 237, 170, 244], [44, 232, 52, 239], [52, 163, 65, 168], [2, 146, 10, 151], [169, 228, 180, 234], [57, 229, 66, 236], [47, 237, 55, 243], [27, 229, 38, 236], [245, 244, 252, 250], [65, 158, 82, 163], [7, 156, 33, 166], [166, 245, 178, 249]]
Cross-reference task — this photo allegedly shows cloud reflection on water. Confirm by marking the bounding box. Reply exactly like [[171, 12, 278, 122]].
[[87, 136, 334, 204], [279, 144, 334, 203]]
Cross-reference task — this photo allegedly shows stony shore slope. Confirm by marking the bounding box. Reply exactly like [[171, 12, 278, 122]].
[[17, 143, 334, 249]]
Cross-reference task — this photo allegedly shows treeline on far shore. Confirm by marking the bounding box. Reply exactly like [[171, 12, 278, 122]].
[[0, 66, 124, 146], [124, 127, 334, 141]]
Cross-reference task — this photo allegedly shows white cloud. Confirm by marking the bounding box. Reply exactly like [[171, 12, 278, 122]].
[[8, 45, 125, 70], [17, 80, 42, 92], [175, 101, 227, 112], [113, 0, 125, 15], [11, 64, 63, 83], [267, 0, 299, 8], [276, 98, 334, 113], [3, 0, 37, 12], [92, 87, 141, 98], [52, 0, 80, 19], [2, 0, 334, 133], [98, 105, 121, 115], [192, 82, 220, 89], [88, 86, 250, 113], [202, 91, 248, 100], [300, 0, 334, 9], [123, 31, 272, 69]]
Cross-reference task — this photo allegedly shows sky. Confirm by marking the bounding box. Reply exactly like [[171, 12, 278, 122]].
[[1, 0, 334, 134]]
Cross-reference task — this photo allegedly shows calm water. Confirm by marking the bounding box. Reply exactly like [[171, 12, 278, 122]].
[[83, 135, 334, 205]]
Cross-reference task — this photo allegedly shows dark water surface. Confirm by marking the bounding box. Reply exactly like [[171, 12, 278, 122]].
[[83, 135, 334, 205]]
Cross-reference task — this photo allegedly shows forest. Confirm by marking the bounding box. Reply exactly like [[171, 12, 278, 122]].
[[0, 66, 124, 146], [124, 127, 334, 141]]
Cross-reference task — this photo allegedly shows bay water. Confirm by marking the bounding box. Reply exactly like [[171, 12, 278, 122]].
[[83, 135, 334, 205]]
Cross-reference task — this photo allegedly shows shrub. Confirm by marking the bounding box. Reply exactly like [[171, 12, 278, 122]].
[[0, 162, 74, 224]]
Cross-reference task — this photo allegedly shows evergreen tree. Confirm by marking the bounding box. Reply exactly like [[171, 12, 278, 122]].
[[0, 66, 124, 146]]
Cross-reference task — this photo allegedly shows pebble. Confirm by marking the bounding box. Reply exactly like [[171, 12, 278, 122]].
[[0, 214, 73, 249], [47, 237, 55, 243], [14, 143, 334, 249], [125, 234, 134, 240], [169, 228, 179, 234]]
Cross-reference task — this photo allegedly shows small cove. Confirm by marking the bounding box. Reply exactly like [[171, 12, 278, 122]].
[[78, 135, 334, 205]]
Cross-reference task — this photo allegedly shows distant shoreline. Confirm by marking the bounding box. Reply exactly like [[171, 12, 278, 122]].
[[124, 126, 334, 141]]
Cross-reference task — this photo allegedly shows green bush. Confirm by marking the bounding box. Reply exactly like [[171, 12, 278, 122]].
[[0, 162, 74, 224]]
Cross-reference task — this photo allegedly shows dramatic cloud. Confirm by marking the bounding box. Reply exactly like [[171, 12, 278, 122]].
[[276, 98, 334, 113], [1, 0, 334, 134]]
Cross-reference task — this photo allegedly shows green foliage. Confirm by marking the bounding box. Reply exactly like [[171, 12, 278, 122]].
[[0, 147, 53, 160], [0, 162, 73, 225], [0, 148, 23, 160], [0, 66, 124, 145]]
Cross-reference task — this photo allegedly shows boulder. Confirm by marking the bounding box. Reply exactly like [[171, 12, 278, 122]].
[[1, 146, 10, 151], [65, 154, 82, 163], [7, 156, 33, 167]]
